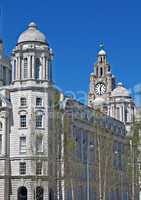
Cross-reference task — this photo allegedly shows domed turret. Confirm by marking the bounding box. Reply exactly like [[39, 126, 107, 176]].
[[98, 49, 106, 56], [97, 43, 107, 66], [94, 97, 105, 107], [111, 82, 130, 97], [12, 22, 53, 85], [17, 22, 47, 44]]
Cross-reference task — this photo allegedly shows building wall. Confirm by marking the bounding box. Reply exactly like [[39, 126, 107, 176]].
[[9, 86, 51, 198], [60, 98, 131, 200]]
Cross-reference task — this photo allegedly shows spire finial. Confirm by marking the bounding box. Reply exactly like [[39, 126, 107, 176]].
[[98, 42, 106, 56], [28, 22, 37, 29], [99, 42, 104, 50]]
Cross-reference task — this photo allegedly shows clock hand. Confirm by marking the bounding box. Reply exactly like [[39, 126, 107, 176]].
[[100, 85, 102, 95]]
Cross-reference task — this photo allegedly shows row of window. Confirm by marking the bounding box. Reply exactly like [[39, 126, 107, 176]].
[[13, 58, 42, 80], [17, 186, 54, 200], [20, 136, 43, 154], [20, 97, 43, 107], [20, 114, 43, 128], [20, 161, 42, 175], [0, 135, 44, 155]]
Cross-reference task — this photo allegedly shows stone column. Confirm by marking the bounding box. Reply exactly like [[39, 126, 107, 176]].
[[17, 57, 21, 80], [30, 55, 32, 79], [42, 57, 46, 80], [46, 59, 49, 81], [28, 55, 31, 79], [16, 57, 18, 80], [19, 56, 22, 80], [21, 59, 24, 80], [11, 59, 14, 82], [32, 55, 35, 79]]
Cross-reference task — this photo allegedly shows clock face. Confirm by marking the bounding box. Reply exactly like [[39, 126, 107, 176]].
[[95, 82, 106, 96]]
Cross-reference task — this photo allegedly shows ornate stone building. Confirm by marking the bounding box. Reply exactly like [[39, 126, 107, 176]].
[[88, 45, 135, 134], [0, 23, 138, 200]]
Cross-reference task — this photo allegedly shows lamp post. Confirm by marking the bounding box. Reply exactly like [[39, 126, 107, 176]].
[[87, 143, 94, 200]]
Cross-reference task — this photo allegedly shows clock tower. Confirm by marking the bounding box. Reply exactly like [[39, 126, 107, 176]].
[[88, 45, 116, 109]]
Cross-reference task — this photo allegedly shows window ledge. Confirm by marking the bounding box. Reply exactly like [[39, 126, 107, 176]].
[[18, 127, 28, 130], [35, 106, 44, 109], [35, 127, 44, 130], [36, 152, 44, 154], [19, 106, 28, 109]]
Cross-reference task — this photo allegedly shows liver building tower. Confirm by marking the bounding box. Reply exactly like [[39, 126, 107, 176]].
[[88, 45, 135, 133]]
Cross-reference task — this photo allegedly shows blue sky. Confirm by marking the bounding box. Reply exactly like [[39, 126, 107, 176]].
[[0, 0, 141, 104]]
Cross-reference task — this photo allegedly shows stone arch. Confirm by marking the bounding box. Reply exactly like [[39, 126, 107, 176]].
[[35, 186, 44, 200], [17, 186, 27, 200]]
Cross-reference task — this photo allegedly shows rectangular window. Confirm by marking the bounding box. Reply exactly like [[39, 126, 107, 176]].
[[0, 135, 2, 154], [20, 98, 27, 106], [36, 137, 43, 153], [23, 58, 28, 79], [36, 162, 42, 175], [19, 162, 26, 175], [20, 137, 26, 154], [36, 97, 42, 107], [20, 115, 26, 128], [36, 115, 43, 128]]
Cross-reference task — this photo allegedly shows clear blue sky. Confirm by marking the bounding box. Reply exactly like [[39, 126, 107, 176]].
[[0, 0, 141, 104]]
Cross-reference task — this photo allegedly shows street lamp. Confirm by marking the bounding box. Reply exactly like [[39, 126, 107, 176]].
[[87, 144, 94, 200]]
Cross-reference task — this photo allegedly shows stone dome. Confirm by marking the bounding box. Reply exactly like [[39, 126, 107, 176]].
[[17, 22, 47, 44], [94, 97, 105, 106], [98, 49, 106, 56], [111, 82, 130, 97]]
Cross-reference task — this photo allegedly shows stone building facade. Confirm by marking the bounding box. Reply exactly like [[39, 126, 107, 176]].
[[88, 46, 135, 134], [0, 23, 138, 200], [59, 97, 132, 200]]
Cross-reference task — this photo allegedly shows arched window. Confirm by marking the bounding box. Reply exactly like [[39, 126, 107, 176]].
[[100, 67, 103, 77], [35, 187, 44, 200], [35, 58, 41, 80], [23, 58, 28, 79], [100, 56, 103, 63], [18, 186, 27, 200]]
